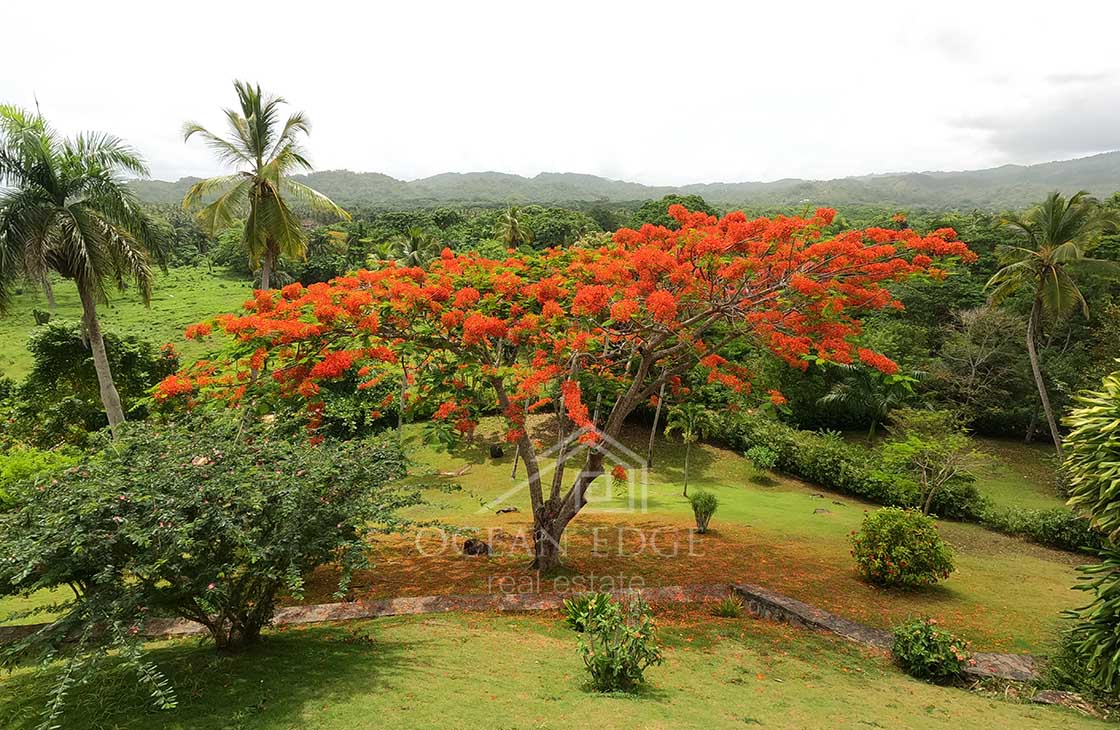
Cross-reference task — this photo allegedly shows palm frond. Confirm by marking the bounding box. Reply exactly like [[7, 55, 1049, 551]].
[[281, 180, 350, 220]]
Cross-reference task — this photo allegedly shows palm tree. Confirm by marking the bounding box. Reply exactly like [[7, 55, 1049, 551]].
[[986, 191, 1120, 457], [817, 366, 918, 441], [664, 403, 711, 497], [387, 226, 439, 267], [495, 205, 533, 248], [0, 105, 161, 432], [182, 81, 349, 289]]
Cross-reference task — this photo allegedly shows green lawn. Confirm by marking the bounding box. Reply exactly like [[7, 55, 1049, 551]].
[[972, 437, 1066, 511], [0, 612, 1102, 730], [309, 417, 1085, 654], [0, 266, 252, 380]]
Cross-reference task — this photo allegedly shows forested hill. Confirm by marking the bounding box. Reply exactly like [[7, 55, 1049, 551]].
[[130, 150, 1120, 211]]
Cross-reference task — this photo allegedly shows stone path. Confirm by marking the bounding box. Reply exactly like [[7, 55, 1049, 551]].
[[0, 582, 1039, 682]]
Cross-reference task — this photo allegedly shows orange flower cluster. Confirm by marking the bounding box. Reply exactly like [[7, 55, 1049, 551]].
[[155, 205, 972, 443]]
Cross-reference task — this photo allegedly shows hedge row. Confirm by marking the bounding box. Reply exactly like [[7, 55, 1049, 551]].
[[710, 413, 1098, 553]]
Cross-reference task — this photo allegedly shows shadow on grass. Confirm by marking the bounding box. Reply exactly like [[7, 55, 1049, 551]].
[[0, 624, 421, 730]]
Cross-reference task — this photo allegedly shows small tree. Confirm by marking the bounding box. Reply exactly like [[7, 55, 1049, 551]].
[[880, 409, 979, 515], [0, 420, 417, 725], [664, 402, 712, 496]]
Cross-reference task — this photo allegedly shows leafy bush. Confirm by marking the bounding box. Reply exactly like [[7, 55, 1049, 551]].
[[1067, 370, 1120, 541], [563, 591, 614, 633], [849, 508, 954, 588], [0, 419, 418, 725], [577, 594, 663, 692], [892, 617, 971, 682], [712, 594, 744, 618], [688, 490, 719, 533], [745, 445, 778, 471]]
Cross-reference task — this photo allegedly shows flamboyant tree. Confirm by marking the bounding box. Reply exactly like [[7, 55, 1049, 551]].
[[157, 205, 974, 571]]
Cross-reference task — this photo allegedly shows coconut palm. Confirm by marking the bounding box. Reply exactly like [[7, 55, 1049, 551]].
[[387, 226, 440, 267], [182, 81, 349, 289], [986, 191, 1120, 457], [664, 403, 712, 497], [0, 105, 162, 431], [495, 205, 533, 247]]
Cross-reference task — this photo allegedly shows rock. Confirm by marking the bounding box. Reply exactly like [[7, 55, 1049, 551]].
[[809, 493, 823, 498], [489, 444, 504, 459], [1030, 689, 1100, 717], [1031, 690, 1082, 706], [462, 538, 491, 556], [832, 501, 845, 506], [813, 508, 831, 515], [495, 506, 519, 514]]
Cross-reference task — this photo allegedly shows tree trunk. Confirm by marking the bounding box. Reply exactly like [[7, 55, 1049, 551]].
[[682, 441, 691, 497], [397, 364, 408, 449], [78, 283, 125, 434], [259, 250, 273, 290], [1025, 398, 1039, 444], [1025, 297, 1062, 458], [531, 514, 569, 573], [646, 382, 666, 468], [41, 277, 55, 311]]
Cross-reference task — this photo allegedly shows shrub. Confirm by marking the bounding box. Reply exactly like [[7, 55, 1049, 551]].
[[745, 445, 778, 471], [577, 594, 663, 692], [849, 508, 954, 588], [688, 490, 719, 533], [981, 506, 1101, 552], [563, 591, 614, 633], [0, 419, 418, 725], [713, 594, 744, 618], [892, 617, 971, 682]]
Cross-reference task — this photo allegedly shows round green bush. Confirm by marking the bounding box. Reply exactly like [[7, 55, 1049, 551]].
[[892, 617, 971, 682], [849, 508, 954, 587]]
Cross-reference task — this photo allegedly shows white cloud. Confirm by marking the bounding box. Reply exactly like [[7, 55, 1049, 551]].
[[2, 0, 1118, 184]]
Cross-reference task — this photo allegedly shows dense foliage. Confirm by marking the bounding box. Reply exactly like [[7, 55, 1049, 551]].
[[891, 618, 971, 682], [1061, 370, 1120, 694], [0, 321, 178, 447], [575, 594, 663, 692], [0, 420, 417, 726], [849, 508, 955, 588]]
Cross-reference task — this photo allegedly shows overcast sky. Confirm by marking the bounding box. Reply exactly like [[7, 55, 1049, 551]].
[[4, 0, 1120, 185]]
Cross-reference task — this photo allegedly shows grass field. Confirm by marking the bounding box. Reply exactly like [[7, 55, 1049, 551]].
[[0, 266, 252, 380], [0, 611, 1103, 730], [281, 417, 1083, 655], [0, 418, 1083, 652]]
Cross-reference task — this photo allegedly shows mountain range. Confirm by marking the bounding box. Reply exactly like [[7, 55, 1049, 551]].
[[129, 150, 1120, 211]]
